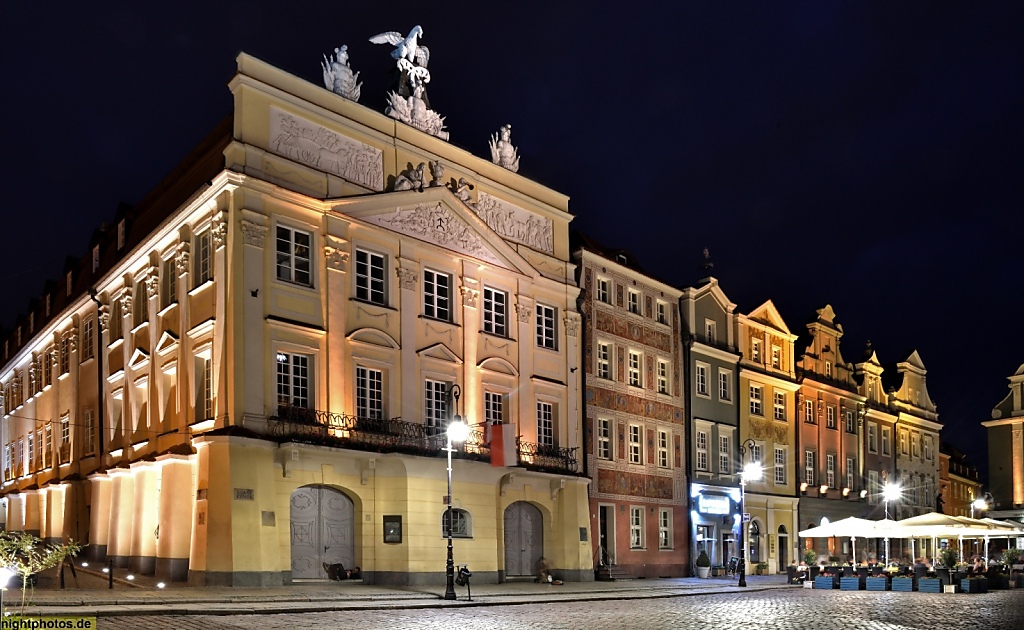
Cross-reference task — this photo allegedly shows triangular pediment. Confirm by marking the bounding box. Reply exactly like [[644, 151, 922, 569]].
[[693, 279, 737, 314], [128, 348, 150, 370], [417, 342, 463, 365], [155, 331, 179, 355], [901, 349, 927, 371], [329, 187, 538, 278], [747, 299, 792, 335]]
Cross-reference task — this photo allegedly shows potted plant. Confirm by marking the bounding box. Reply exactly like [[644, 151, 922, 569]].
[[755, 561, 769, 575], [695, 550, 711, 579], [803, 549, 817, 566], [712, 564, 726, 577]]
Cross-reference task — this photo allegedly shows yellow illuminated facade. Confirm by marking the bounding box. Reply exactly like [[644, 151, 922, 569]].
[[0, 54, 592, 586]]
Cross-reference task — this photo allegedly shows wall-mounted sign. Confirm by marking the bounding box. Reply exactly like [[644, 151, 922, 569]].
[[698, 494, 731, 515], [384, 515, 402, 544]]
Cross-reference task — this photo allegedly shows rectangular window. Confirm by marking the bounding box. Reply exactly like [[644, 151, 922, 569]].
[[596, 278, 610, 304], [751, 339, 762, 363], [826, 406, 836, 429], [719, 435, 731, 474], [45, 295, 51, 317], [424, 379, 448, 436], [276, 352, 310, 409], [66, 271, 73, 296], [61, 415, 70, 444], [60, 334, 70, 375], [911, 434, 919, 458], [83, 408, 94, 454], [92, 246, 100, 272], [276, 226, 312, 286], [356, 366, 383, 420], [41, 349, 51, 388], [705, 320, 716, 345], [27, 433, 35, 471], [826, 454, 836, 488], [696, 430, 708, 471], [537, 401, 554, 447], [825, 361, 833, 378], [656, 301, 667, 325], [201, 357, 213, 420], [423, 269, 451, 321], [751, 443, 763, 469], [630, 507, 644, 548], [804, 450, 815, 485], [597, 342, 611, 379], [774, 447, 786, 485], [846, 457, 855, 490], [659, 508, 672, 549], [881, 427, 891, 456], [628, 352, 642, 387], [117, 220, 125, 249], [483, 287, 507, 336], [44, 425, 52, 468], [597, 418, 611, 460], [867, 423, 877, 453], [749, 385, 762, 416], [695, 364, 708, 396], [771, 346, 781, 369], [355, 249, 386, 305], [535, 304, 556, 349], [484, 391, 503, 425], [804, 399, 815, 423], [868, 470, 879, 504], [627, 290, 639, 314], [773, 391, 786, 421], [110, 298, 123, 341], [161, 256, 178, 309], [657, 360, 669, 395], [899, 431, 907, 455], [629, 424, 641, 464], [654, 430, 668, 468], [134, 280, 148, 326], [194, 230, 212, 287], [81, 318, 94, 361], [924, 436, 932, 460], [845, 410, 856, 433], [718, 370, 731, 401]]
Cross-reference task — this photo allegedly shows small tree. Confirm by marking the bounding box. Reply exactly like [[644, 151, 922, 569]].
[[1002, 547, 1022, 565], [0, 532, 82, 614], [695, 550, 711, 567], [938, 546, 959, 568], [803, 548, 817, 565]]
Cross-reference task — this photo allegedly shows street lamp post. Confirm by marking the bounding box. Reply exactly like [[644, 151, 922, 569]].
[[737, 438, 763, 587], [970, 497, 987, 519], [443, 385, 469, 600], [882, 482, 902, 564]]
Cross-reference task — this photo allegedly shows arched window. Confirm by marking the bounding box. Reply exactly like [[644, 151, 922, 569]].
[[442, 508, 473, 538]]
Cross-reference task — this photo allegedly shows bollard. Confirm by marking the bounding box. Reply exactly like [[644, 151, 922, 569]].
[[455, 565, 472, 601]]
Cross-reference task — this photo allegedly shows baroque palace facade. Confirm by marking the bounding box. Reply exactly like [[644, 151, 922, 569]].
[[0, 50, 591, 586]]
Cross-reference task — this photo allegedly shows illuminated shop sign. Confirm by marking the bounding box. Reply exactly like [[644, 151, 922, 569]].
[[698, 494, 730, 515]]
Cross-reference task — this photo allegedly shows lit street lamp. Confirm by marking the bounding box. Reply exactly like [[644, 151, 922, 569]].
[[737, 439, 763, 587], [0, 566, 16, 617], [970, 497, 987, 519], [882, 482, 902, 563], [443, 385, 469, 600]]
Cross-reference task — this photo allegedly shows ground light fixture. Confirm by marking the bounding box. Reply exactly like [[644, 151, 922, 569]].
[[0, 566, 16, 616]]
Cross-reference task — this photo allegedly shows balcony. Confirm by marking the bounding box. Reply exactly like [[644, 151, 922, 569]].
[[268, 406, 579, 474]]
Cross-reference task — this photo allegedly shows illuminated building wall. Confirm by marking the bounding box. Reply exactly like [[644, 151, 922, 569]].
[[983, 363, 1024, 519]]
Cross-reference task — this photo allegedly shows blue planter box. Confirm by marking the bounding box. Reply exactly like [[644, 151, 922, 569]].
[[918, 578, 941, 593], [814, 575, 836, 590], [964, 578, 988, 593], [840, 577, 862, 591], [866, 576, 889, 591], [891, 578, 914, 592]]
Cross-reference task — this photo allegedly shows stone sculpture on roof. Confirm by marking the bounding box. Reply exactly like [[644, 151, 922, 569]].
[[370, 25, 448, 140], [489, 124, 520, 173], [321, 45, 362, 102]]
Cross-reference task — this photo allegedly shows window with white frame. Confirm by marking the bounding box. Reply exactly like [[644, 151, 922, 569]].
[[658, 508, 672, 549], [134, 279, 149, 326], [43, 425, 52, 468], [695, 363, 709, 396], [194, 230, 212, 287], [899, 430, 907, 454], [483, 286, 507, 336], [867, 422, 877, 452], [42, 348, 52, 388], [442, 508, 472, 538], [924, 436, 932, 460], [60, 334, 70, 375], [718, 370, 731, 401], [845, 410, 856, 433], [751, 339, 762, 363], [423, 269, 451, 321], [868, 469, 879, 504], [846, 457, 855, 490], [658, 430, 669, 468], [826, 454, 836, 488], [81, 318, 94, 361], [656, 301, 667, 324], [749, 385, 762, 416], [804, 399, 814, 423], [484, 391, 503, 425], [657, 360, 669, 395], [804, 450, 815, 485], [596, 277, 610, 304], [773, 391, 785, 420], [597, 342, 611, 379], [696, 430, 708, 471], [110, 297, 123, 341], [597, 418, 611, 460], [199, 357, 213, 420], [537, 401, 554, 447], [630, 507, 644, 548], [83, 408, 94, 454], [535, 303, 556, 349], [825, 361, 833, 378], [60, 415, 70, 445], [161, 256, 178, 309], [751, 443, 763, 469], [719, 434, 730, 474], [771, 345, 781, 369], [27, 433, 35, 471], [628, 351, 642, 387], [881, 427, 891, 456], [627, 290, 639, 314], [826, 406, 836, 429], [774, 447, 786, 485], [356, 366, 383, 420], [355, 249, 386, 305], [276, 226, 312, 286], [629, 424, 641, 464], [276, 352, 309, 410], [911, 434, 919, 458], [424, 379, 448, 436], [705, 320, 717, 345]]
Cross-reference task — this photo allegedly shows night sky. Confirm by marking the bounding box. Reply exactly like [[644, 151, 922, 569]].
[[2, 2, 1021, 482]]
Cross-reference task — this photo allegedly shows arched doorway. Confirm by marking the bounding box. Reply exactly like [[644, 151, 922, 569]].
[[290, 485, 354, 579], [778, 524, 789, 569], [749, 520, 761, 563], [504, 502, 543, 577]]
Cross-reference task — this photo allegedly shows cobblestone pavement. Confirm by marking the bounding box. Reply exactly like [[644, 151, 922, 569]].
[[96, 589, 1024, 629]]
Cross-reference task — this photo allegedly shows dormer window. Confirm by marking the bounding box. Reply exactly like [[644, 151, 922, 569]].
[[825, 361, 833, 378], [66, 271, 73, 296], [751, 339, 762, 363], [92, 245, 100, 272], [117, 220, 126, 249], [44, 294, 51, 317]]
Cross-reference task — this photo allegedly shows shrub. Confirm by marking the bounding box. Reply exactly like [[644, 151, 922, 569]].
[[803, 549, 817, 565], [938, 546, 959, 568], [1002, 548, 1022, 565], [696, 550, 711, 568], [0, 532, 82, 614]]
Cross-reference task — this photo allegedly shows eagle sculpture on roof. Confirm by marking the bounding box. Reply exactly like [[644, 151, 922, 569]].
[[369, 25, 429, 68]]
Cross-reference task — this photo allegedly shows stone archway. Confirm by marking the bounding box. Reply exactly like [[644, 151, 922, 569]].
[[290, 485, 354, 579], [503, 502, 543, 577]]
